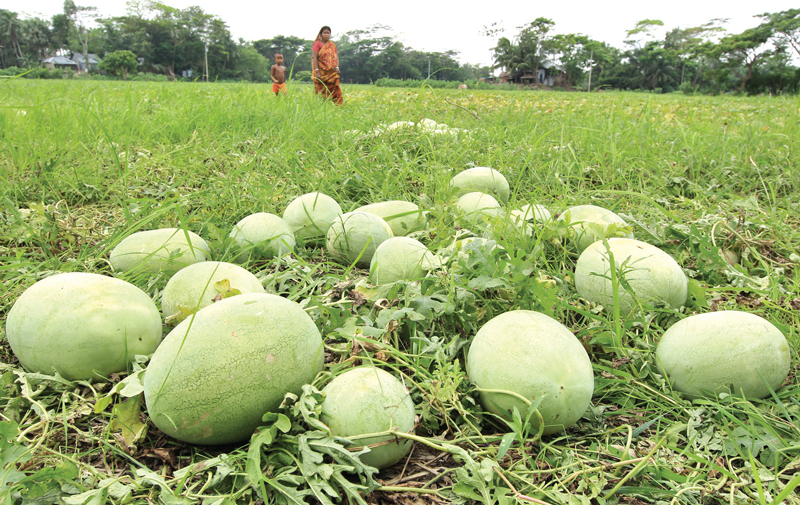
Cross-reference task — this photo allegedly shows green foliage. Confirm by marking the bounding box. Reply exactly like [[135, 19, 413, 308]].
[[232, 45, 270, 82], [98, 49, 138, 79], [3, 6, 799, 91], [245, 389, 381, 505], [1, 421, 83, 503]]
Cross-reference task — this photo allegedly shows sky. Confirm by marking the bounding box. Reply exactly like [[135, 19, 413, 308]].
[[16, 0, 800, 68]]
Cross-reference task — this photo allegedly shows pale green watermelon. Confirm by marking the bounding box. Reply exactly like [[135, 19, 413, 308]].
[[449, 167, 510, 203], [229, 212, 295, 262], [321, 367, 416, 469], [283, 192, 343, 244], [144, 293, 324, 445], [575, 238, 687, 314], [656, 311, 790, 399], [466, 310, 594, 435], [110, 228, 211, 275], [6, 272, 162, 381], [326, 211, 393, 267]]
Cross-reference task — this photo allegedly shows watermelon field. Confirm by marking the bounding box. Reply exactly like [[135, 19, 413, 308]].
[[1, 79, 800, 505]]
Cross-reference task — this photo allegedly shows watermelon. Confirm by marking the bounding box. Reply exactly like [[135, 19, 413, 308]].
[[456, 192, 502, 222], [369, 236, 435, 284], [144, 293, 325, 445], [557, 205, 633, 252], [354, 201, 427, 236], [6, 272, 162, 381], [160, 261, 264, 319], [110, 228, 211, 275], [326, 211, 393, 267], [283, 192, 343, 244], [575, 238, 687, 313], [466, 310, 594, 435], [229, 212, 295, 263], [656, 311, 790, 399], [321, 367, 416, 468], [449, 167, 510, 203]]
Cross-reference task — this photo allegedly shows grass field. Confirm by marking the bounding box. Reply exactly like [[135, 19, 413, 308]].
[[1, 79, 800, 505]]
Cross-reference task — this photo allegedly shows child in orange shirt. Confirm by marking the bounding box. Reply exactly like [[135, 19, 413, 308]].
[[271, 54, 287, 95]]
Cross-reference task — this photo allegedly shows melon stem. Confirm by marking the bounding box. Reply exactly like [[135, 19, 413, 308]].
[[603, 238, 626, 356]]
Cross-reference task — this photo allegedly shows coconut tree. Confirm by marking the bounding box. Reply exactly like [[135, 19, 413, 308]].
[[0, 9, 23, 68], [516, 18, 554, 77], [20, 17, 53, 65], [492, 36, 518, 72]]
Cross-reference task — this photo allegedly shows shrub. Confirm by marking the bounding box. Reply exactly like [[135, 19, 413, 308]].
[[131, 72, 170, 82], [0, 67, 68, 79], [99, 50, 139, 80], [679, 82, 697, 95]]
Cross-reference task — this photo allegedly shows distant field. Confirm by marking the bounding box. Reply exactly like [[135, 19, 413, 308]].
[[1, 80, 799, 504]]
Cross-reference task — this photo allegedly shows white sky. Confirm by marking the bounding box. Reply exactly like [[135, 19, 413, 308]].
[[16, 0, 800, 68]]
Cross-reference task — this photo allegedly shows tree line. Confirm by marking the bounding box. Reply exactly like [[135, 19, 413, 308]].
[[1, 2, 798, 94], [493, 12, 800, 94], [0, 2, 488, 83]]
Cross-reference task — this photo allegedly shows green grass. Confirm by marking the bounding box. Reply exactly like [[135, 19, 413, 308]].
[[1, 79, 800, 504]]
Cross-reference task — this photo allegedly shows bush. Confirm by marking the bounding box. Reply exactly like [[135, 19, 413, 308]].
[[0, 67, 69, 79], [99, 50, 139, 80], [463, 79, 495, 90], [679, 82, 696, 95], [131, 72, 170, 82]]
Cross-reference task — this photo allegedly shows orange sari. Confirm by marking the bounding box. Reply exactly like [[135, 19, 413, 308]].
[[314, 41, 343, 105]]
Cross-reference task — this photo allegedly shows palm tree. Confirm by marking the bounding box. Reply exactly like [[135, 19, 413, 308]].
[[492, 37, 517, 72], [0, 9, 24, 67]]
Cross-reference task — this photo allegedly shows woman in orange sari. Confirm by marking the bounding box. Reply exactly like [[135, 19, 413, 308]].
[[311, 26, 343, 105]]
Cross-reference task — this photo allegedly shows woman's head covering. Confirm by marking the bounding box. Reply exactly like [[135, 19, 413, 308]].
[[316, 26, 332, 41]]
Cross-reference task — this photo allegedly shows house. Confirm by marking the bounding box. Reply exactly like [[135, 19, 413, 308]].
[[537, 60, 556, 86], [70, 53, 101, 72], [42, 56, 78, 71], [499, 61, 556, 86]]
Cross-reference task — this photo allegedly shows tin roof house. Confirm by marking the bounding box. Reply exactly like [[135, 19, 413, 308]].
[[71, 53, 101, 72], [42, 56, 79, 71]]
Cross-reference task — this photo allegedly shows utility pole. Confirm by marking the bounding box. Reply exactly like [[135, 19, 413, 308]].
[[587, 50, 593, 93], [204, 42, 209, 82]]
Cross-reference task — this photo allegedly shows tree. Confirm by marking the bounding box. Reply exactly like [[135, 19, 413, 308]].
[[758, 9, 800, 57], [517, 18, 554, 74], [19, 17, 53, 65], [491, 18, 555, 79], [625, 19, 665, 48], [50, 13, 71, 53], [381, 42, 421, 80], [232, 43, 269, 82], [744, 46, 798, 94], [63, 0, 98, 72], [335, 25, 395, 83], [253, 35, 308, 73], [664, 19, 728, 87], [492, 36, 522, 72], [99, 49, 137, 79], [548, 33, 591, 87], [0, 9, 23, 68], [705, 25, 774, 91], [638, 41, 679, 91]]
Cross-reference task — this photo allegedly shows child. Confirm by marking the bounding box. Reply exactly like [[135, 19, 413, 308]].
[[271, 54, 287, 95]]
